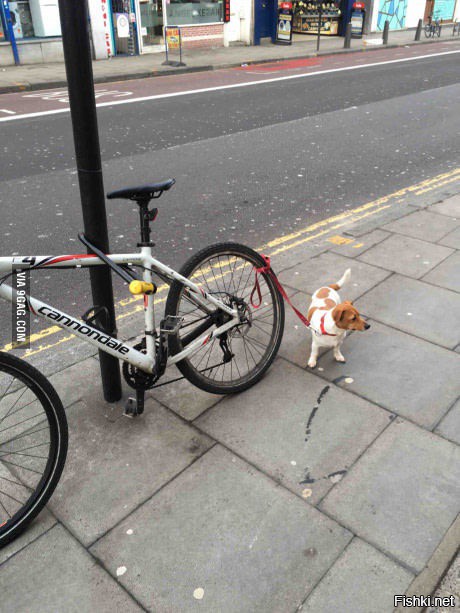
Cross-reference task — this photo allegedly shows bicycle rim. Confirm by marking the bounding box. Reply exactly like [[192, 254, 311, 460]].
[[0, 354, 66, 546]]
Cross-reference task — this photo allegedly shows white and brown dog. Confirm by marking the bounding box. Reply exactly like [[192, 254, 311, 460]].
[[307, 269, 370, 369]]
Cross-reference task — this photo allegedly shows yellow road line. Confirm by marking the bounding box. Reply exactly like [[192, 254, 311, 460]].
[[4, 167, 460, 357]]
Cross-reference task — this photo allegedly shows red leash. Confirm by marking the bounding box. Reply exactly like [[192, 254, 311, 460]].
[[250, 255, 311, 328]]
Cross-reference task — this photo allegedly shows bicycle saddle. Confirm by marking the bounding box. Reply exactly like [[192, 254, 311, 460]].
[[107, 179, 175, 202]]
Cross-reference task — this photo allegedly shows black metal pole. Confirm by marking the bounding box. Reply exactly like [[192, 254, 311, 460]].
[[415, 18, 422, 40], [382, 19, 390, 44], [344, 21, 352, 48], [317, 2, 322, 52], [57, 0, 122, 402]]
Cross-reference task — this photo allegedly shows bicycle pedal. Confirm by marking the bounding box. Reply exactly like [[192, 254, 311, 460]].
[[123, 397, 140, 418], [160, 316, 183, 336]]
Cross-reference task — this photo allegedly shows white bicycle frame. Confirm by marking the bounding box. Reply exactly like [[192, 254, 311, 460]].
[[0, 246, 240, 374]]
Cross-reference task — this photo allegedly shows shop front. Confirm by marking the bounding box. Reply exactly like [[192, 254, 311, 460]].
[[0, 0, 62, 65], [292, 1, 343, 36]]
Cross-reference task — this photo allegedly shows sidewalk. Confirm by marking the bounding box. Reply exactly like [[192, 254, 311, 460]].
[[1, 187, 459, 612], [1, 27, 460, 93]]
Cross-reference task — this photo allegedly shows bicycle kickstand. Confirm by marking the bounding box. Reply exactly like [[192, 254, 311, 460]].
[[124, 388, 145, 418]]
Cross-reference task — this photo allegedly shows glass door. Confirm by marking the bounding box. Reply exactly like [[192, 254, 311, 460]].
[[139, 0, 164, 50]]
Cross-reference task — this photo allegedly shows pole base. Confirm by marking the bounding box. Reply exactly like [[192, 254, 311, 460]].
[[162, 60, 187, 67]]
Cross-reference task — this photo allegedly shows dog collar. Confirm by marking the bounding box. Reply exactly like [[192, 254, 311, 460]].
[[320, 313, 336, 336]]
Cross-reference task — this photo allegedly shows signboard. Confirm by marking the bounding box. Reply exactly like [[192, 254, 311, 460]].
[[277, 13, 292, 42], [224, 0, 230, 23], [166, 26, 180, 50], [116, 13, 130, 38], [163, 26, 186, 67], [351, 10, 364, 36]]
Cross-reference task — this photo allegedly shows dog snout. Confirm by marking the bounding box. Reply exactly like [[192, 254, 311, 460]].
[[364, 323, 371, 330]]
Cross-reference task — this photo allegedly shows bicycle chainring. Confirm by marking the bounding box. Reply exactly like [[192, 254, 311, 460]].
[[122, 341, 159, 390]]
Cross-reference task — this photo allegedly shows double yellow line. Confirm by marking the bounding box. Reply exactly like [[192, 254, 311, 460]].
[[4, 167, 460, 357]]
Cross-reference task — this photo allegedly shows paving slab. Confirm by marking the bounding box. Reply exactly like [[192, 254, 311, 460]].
[[344, 206, 419, 237], [435, 400, 460, 445], [358, 234, 453, 279], [91, 445, 352, 613], [438, 226, 460, 248], [355, 274, 460, 349], [49, 399, 213, 546], [149, 364, 223, 421], [0, 524, 141, 612], [0, 507, 56, 566], [422, 251, 460, 293], [317, 321, 460, 429], [329, 229, 391, 257], [320, 420, 460, 573], [300, 538, 414, 613], [196, 360, 389, 504], [429, 195, 460, 218], [382, 210, 459, 242], [278, 252, 391, 301], [47, 356, 100, 408]]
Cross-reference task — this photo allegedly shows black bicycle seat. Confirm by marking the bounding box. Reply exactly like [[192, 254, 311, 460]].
[[107, 179, 175, 202]]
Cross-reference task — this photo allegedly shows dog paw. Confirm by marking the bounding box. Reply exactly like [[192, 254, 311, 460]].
[[307, 359, 317, 369], [334, 355, 346, 363]]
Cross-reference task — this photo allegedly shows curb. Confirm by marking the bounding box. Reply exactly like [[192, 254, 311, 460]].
[[0, 35, 458, 94]]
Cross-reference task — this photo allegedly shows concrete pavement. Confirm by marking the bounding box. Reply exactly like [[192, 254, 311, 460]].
[[1, 26, 460, 94], [0, 190, 459, 612]]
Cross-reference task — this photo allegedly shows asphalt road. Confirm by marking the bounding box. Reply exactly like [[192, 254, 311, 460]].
[[0, 43, 459, 348]]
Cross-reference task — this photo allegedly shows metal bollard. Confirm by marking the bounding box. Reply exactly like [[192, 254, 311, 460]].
[[415, 18, 422, 40], [344, 22, 352, 48], [383, 20, 390, 44]]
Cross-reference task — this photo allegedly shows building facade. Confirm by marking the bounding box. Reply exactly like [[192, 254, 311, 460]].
[[0, 0, 252, 65], [368, 0, 459, 31]]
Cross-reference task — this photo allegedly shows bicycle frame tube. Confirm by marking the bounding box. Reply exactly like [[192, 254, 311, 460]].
[[0, 250, 240, 372]]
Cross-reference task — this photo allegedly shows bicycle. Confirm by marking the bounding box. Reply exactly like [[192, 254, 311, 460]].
[[0, 179, 285, 547], [453, 20, 460, 36], [425, 13, 442, 37]]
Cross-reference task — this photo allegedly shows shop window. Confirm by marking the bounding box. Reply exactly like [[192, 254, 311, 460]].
[[9, 1, 35, 38], [166, 0, 224, 25]]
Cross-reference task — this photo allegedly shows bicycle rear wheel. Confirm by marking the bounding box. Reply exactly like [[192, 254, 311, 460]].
[[0, 352, 67, 548], [165, 242, 285, 395]]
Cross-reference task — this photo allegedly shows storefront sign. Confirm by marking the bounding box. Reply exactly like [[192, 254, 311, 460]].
[[100, 0, 114, 57], [116, 13, 130, 38], [166, 1, 223, 25], [294, 15, 339, 35], [224, 0, 230, 23]]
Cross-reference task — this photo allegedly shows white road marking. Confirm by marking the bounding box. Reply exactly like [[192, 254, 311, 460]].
[[0, 109, 16, 115], [1, 49, 459, 123]]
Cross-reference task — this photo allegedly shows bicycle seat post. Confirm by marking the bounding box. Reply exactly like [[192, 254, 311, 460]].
[[136, 198, 158, 248]]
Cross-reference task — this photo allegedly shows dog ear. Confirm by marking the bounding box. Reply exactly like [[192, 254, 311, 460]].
[[344, 300, 354, 305], [332, 304, 347, 324]]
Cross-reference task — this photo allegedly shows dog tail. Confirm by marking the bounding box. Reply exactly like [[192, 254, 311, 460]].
[[329, 268, 351, 291]]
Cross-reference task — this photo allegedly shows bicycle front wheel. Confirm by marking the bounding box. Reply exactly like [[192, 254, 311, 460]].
[[0, 352, 67, 548], [165, 242, 285, 395]]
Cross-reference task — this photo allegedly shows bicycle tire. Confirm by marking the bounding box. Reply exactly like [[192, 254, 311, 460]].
[[0, 352, 67, 548], [165, 242, 285, 395], [424, 24, 431, 37], [436, 25, 441, 37]]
